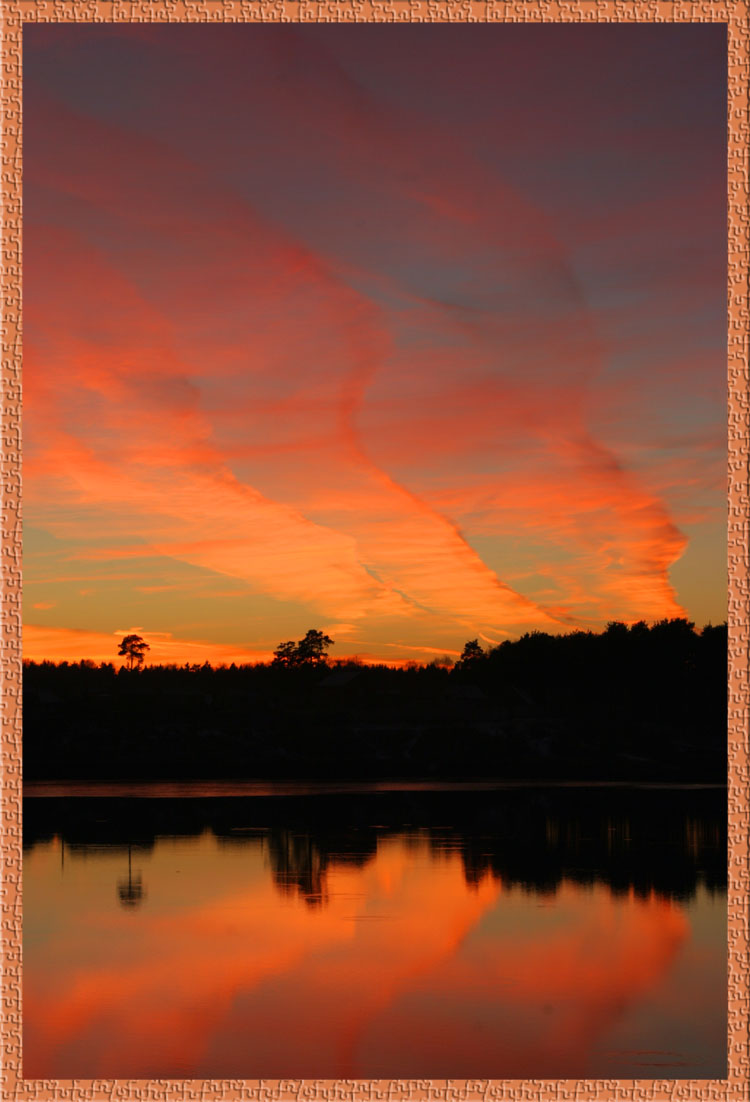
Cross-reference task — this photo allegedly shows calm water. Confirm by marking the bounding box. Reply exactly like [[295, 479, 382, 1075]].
[[24, 782, 727, 1078]]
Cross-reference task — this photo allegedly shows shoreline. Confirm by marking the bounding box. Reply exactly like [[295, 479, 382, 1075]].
[[23, 777, 729, 798]]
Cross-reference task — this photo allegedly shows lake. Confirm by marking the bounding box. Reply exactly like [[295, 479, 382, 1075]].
[[23, 781, 727, 1079]]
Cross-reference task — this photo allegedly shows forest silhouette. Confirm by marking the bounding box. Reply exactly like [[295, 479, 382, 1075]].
[[24, 619, 726, 782]]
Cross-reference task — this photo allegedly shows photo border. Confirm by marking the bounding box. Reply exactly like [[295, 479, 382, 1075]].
[[2, 1, 748, 1099]]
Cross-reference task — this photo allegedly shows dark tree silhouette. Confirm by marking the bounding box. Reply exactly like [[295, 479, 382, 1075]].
[[297, 629, 334, 664], [272, 629, 334, 667], [457, 639, 484, 668], [118, 634, 150, 670], [272, 640, 300, 668]]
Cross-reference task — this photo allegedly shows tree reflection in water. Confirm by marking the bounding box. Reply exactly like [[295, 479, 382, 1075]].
[[117, 844, 146, 909], [265, 827, 379, 907], [266, 831, 328, 907], [25, 785, 726, 908], [258, 816, 723, 909]]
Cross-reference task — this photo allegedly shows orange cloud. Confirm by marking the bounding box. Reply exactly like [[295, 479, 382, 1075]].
[[23, 31, 720, 657], [23, 105, 560, 640], [21, 623, 440, 668], [22, 624, 273, 667]]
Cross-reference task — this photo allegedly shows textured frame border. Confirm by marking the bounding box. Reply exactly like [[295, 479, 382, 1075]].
[[1, 1, 748, 1099]]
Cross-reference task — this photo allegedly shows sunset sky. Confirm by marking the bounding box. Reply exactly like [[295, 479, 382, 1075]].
[[23, 23, 727, 666]]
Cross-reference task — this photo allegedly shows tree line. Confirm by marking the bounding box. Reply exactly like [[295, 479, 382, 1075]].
[[114, 618, 726, 674], [24, 618, 727, 784]]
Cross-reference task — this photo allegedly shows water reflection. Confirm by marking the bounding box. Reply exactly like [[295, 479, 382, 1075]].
[[23, 786, 726, 1078], [116, 845, 146, 909]]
